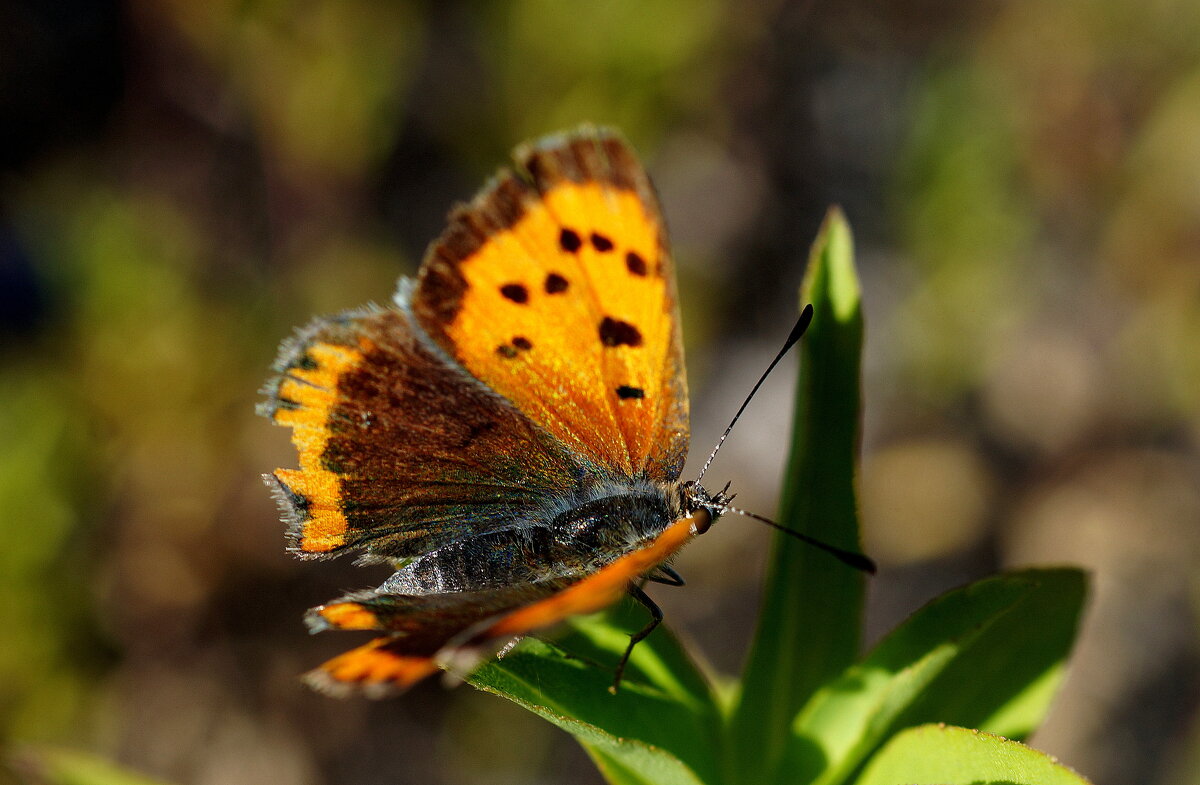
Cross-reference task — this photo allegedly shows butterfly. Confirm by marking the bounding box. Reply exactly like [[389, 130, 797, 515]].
[[261, 127, 816, 697]]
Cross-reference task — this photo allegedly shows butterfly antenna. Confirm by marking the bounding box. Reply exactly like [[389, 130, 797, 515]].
[[695, 304, 815, 483], [724, 503, 877, 574]]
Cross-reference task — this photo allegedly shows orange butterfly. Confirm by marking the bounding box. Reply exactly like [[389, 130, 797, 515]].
[[261, 127, 831, 697]]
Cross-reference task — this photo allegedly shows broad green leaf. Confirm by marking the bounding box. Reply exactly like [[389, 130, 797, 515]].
[[730, 207, 868, 785], [587, 748, 684, 785], [782, 568, 1087, 785], [8, 747, 173, 785], [895, 568, 1087, 740], [471, 636, 719, 785], [854, 724, 1093, 785]]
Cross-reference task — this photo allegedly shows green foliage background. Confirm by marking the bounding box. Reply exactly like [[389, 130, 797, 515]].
[[1, 2, 1198, 784]]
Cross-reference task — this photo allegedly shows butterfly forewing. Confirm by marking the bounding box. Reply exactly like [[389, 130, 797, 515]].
[[261, 306, 590, 558], [413, 129, 689, 481]]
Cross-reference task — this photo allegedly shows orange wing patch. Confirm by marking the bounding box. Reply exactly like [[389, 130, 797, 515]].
[[268, 341, 365, 553], [312, 601, 382, 631], [305, 638, 440, 698], [414, 130, 689, 481]]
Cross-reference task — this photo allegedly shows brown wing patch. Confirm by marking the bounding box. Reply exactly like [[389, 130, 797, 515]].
[[412, 128, 690, 482], [261, 306, 592, 560]]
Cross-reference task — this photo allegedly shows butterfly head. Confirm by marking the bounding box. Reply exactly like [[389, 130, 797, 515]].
[[677, 479, 732, 536]]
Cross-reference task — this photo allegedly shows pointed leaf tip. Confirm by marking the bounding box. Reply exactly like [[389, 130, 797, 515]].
[[807, 207, 860, 321], [730, 207, 866, 785]]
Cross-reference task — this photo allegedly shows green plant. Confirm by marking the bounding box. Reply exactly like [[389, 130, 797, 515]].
[[469, 208, 1092, 785]]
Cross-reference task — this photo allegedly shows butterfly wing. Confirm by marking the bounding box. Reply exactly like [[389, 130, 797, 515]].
[[261, 306, 591, 559], [302, 580, 567, 697], [412, 127, 689, 482], [303, 513, 700, 696], [265, 128, 698, 695]]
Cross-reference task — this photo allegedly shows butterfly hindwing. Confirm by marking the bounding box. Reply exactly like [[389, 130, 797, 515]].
[[303, 578, 568, 697], [304, 638, 442, 698], [301, 514, 700, 696], [413, 128, 689, 482], [261, 305, 592, 559]]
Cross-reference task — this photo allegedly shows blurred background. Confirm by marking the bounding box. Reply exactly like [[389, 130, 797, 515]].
[[1, 0, 1198, 783]]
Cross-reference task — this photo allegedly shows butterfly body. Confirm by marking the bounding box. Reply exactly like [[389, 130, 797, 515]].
[[263, 127, 725, 696], [370, 479, 699, 594]]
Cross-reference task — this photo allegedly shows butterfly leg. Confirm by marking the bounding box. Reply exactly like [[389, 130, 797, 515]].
[[495, 636, 524, 659], [610, 583, 663, 694], [648, 564, 686, 587]]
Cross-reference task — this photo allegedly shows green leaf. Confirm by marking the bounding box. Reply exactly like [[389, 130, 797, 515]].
[[587, 748, 689, 785], [782, 568, 1087, 785], [853, 724, 1094, 785], [729, 207, 868, 785], [470, 633, 720, 785], [7, 747, 173, 785], [895, 568, 1088, 740]]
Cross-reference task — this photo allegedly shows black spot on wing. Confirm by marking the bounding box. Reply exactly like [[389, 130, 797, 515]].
[[625, 251, 648, 276], [590, 232, 614, 252], [616, 385, 644, 400], [559, 228, 582, 252], [458, 419, 498, 448], [599, 317, 643, 348], [497, 337, 532, 358], [544, 272, 568, 294], [500, 283, 529, 303]]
